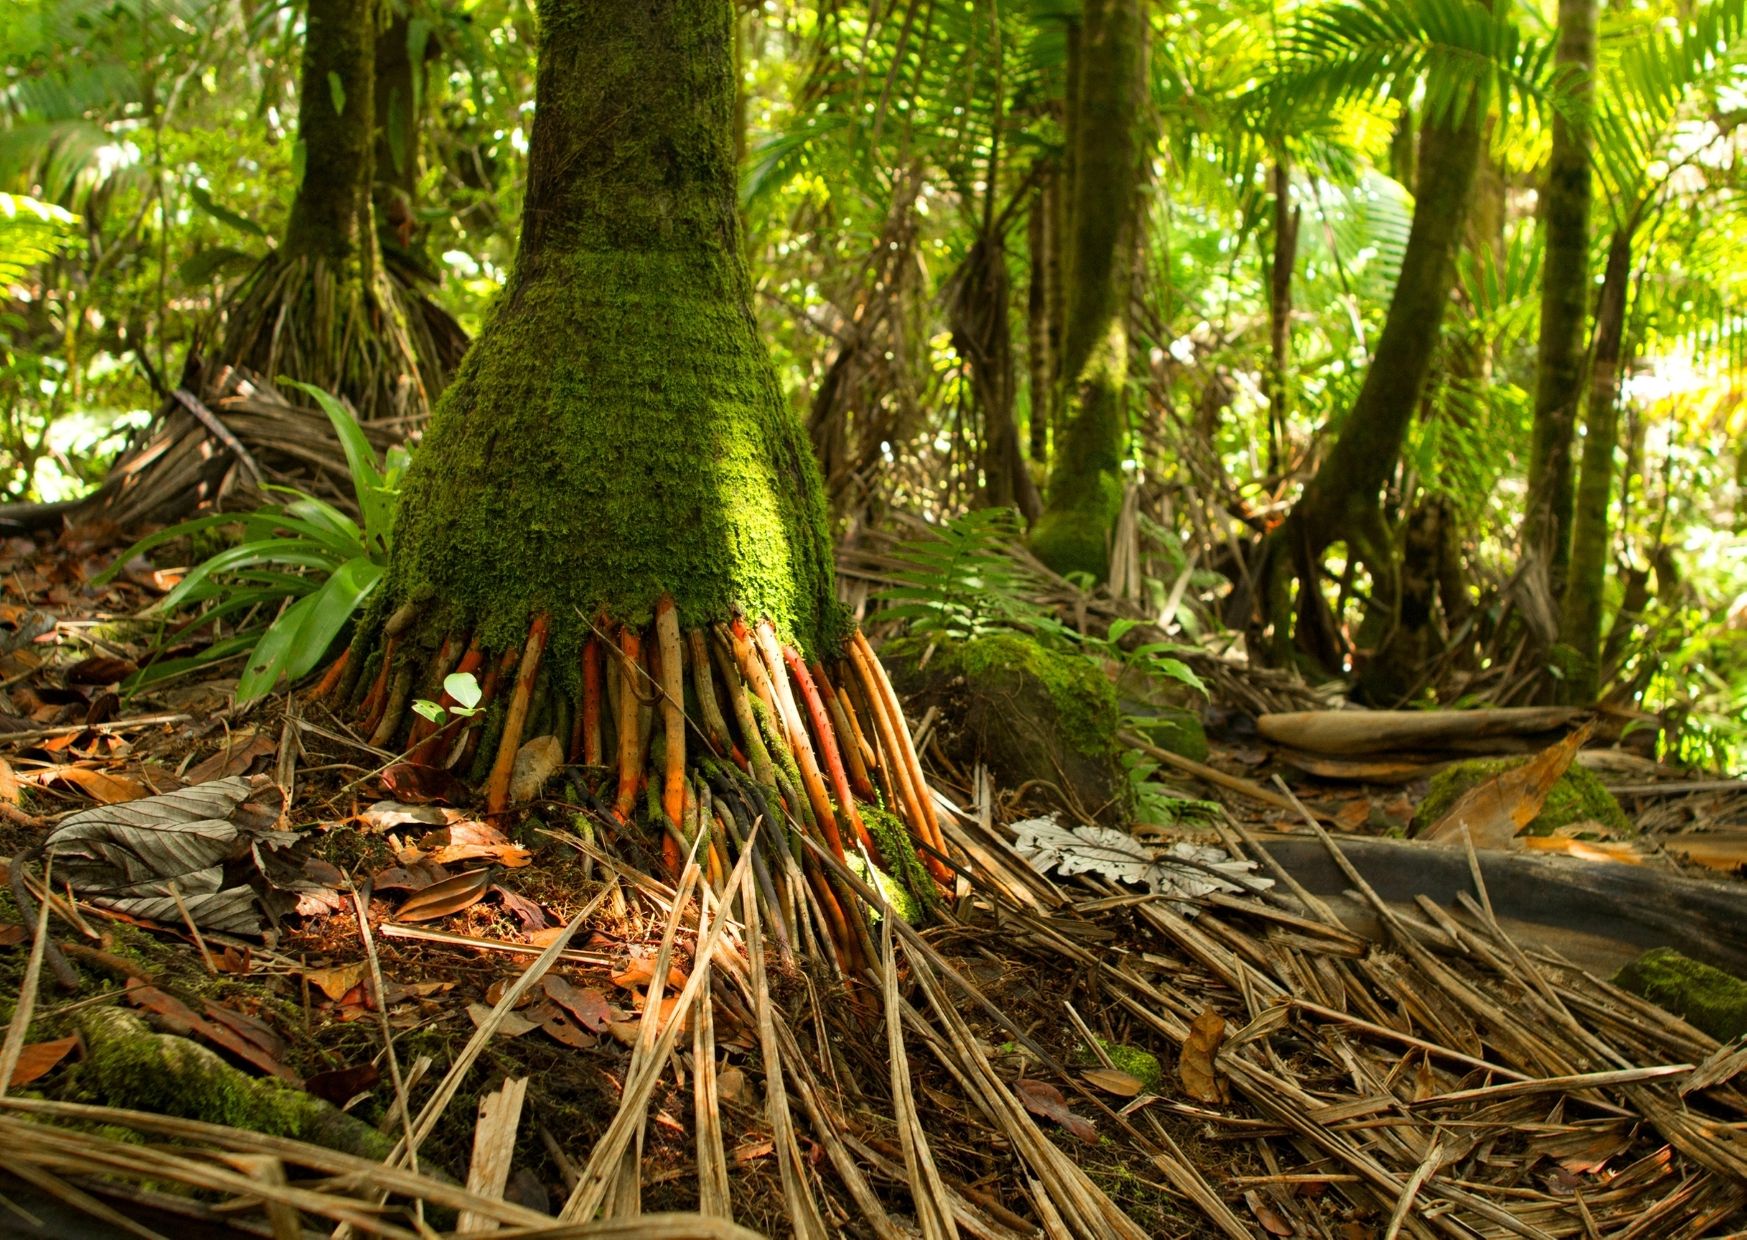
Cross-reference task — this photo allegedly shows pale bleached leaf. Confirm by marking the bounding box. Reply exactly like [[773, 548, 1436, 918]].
[[1010, 815, 1271, 915]]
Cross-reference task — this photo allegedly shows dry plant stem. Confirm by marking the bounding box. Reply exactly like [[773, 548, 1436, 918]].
[[614, 627, 647, 820], [656, 598, 688, 873]]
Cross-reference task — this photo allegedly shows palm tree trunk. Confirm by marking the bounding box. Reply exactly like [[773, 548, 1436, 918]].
[[1525, 0, 1599, 588], [1030, 0, 1147, 579], [1265, 153, 1299, 475], [1558, 230, 1631, 702], [283, 0, 377, 273]]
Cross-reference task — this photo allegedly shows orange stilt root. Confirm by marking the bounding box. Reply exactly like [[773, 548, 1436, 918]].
[[484, 613, 550, 815], [313, 648, 350, 699], [655, 598, 686, 874], [613, 626, 646, 822], [785, 645, 878, 863]]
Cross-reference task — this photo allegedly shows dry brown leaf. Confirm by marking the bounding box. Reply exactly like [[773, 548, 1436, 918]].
[[1178, 1007, 1227, 1103], [394, 867, 493, 923], [1519, 835, 1645, 863], [39, 765, 147, 804], [467, 1002, 539, 1038], [509, 734, 564, 803], [184, 733, 276, 784], [0, 757, 19, 805], [612, 954, 688, 992], [1014, 1077, 1098, 1144], [1661, 830, 1747, 874], [543, 975, 615, 1032], [7, 1035, 78, 1087], [1243, 1190, 1295, 1237], [417, 820, 531, 867], [717, 1066, 747, 1102], [304, 962, 368, 1002], [1083, 1068, 1145, 1097], [1419, 723, 1595, 847]]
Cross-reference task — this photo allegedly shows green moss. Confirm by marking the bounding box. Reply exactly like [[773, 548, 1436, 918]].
[[860, 799, 934, 921], [384, 0, 844, 674], [1414, 756, 1631, 837], [1613, 948, 1747, 1041], [945, 633, 1118, 762], [1071, 1035, 1163, 1091], [74, 1007, 393, 1159]]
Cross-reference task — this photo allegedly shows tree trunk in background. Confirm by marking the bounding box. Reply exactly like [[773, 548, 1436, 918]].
[[953, 236, 1042, 520], [1267, 95, 1484, 670], [1264, 153, 1299, 475], [1030, 0, 1146, 580], [1525, 0, 1598, 590], [1026, 169, 1055, 464], [283, 0, 377, 273], [1558, 230, 1632, 703], [374, 7, 427, 266]]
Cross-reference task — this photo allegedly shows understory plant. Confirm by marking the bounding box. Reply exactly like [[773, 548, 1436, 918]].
[[103, 383, 405, 702]]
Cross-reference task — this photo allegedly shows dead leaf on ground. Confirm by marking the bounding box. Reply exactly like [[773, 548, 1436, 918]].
[[7, 1035, 78, 1087], [184, 732, 276, 784], [1243, 1190, 1296, 1237], [380, 761, 468, 805], [509, 734, 564, 803], [417, 821, 531, 867], [394, 868, 493, 923], [612, 954, 689, 993], [1014, 1077, 1098, 1144], [36, 765, 148, 804], [0, 757, 18, 804], [304, 1063, 380, 1106], [1419, 723, 1596, 848], [494, 885, 548, 931], [124, 979, 299, 1084], [543, 976, 615, 1031], [467, 1001, 540, 1038], [1179, 1007, 1227, 1103], [1662, 830, 1747, 874], [65, 656, 137, 685], [1519, 835, 1645, 864], [304, 962, 368, 1002], [539, 1009, 595, 1048], [1083, 1067, 1145, 1097]]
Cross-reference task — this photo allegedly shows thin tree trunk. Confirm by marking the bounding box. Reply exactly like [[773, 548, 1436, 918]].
[[1268, 95, 1484, 668], [374, 8, 426, 263], [1264, 153, 1299, 475], [954, 237, 1042, 520], [1525, 0, 1599, 588], [1558, 230, 1631, 703], [283, 0, 377, 273], [1026, 171, 1053, 464], [1031, 0, 1146, 579]]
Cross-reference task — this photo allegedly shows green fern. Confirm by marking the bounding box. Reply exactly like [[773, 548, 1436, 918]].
[[870, 509, 1069, 643]]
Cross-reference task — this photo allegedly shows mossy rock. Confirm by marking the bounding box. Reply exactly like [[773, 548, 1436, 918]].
[[1413, 756, 1631, 837], [894, 632, 1129, 821], [1613, 948, 1747, 1041], [73, 1006, 393, 1159]]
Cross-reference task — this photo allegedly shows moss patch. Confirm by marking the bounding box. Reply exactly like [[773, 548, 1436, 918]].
[[1613, 948, 1747, 1041], [1072, 1035, 1163, 1092], [945, 633, 1119, 763], [1413, 756, 1631, 837]]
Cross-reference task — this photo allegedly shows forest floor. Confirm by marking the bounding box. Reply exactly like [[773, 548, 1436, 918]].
[[3, 525, 1747, 1239]]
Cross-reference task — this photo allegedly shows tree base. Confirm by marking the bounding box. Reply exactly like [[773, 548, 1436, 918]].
[[330, 604, 951, 977]]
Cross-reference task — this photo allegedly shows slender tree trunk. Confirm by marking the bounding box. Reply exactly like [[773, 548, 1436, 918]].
[[1558, 230, 1631, 703], [1267, 94, 1484, 668], [283, 0, 377, 273], [1030, 0, 1146, 579], [1525, 0, 1598, 587], [374, 8, 426, 263], [1026, 171, 1054, 464], [1264, 153, 1299, 475], [954, 237, 1042, 520]]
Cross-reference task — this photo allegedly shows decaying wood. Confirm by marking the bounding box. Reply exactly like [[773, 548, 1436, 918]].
[[1259, 706, 1588, 755]]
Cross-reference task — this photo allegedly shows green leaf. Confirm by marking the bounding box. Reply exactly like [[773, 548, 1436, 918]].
[[186, 183, 266, 238], [327, 70, 346, 117], [235, 556, 381, 703], [282, 381, 394, 550], [412, 700, 446, 723], [444, 671, 482, 709]]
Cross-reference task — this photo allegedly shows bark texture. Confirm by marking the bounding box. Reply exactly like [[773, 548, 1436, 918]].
[[385, 0, 841, 663], [1030, 0, 1147, 580], [1525, 0, 1598, 587], [283, 0, 377, 272]]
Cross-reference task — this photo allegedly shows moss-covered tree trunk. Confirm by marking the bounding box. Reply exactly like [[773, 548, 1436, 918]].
[[1029, 0, 1146, 580], [335, 0, 949, 976], [1525, 0, 1598, 590], [1025, 168, 1056, 464], [1261, 95, 1483, 670], [953, 235, 1042, 520], [1558, 230, 1631, 703]]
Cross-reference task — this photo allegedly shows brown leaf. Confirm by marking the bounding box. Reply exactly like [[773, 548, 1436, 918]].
[[1519, 836, 1644, 863], [467, 1001, 539, 1038], [394, 868, 493, 923], [1014, 1077, 1098, 1144], [1420, 723, 1595, 847], [1178, 1007, 1227, 1103], [7, 1035, 77, 1087], [1243, 1190, 1296, 1237], [185, 732, 276, 784], [65, 656, 138, 685], [304, 962, 368, 1002], [1662, 829, 1747, 874], [1083, 1067, 1145, 1097], [540, 1010, 595, 1048], [543, 975, 616, 1032], [304, 1063, 380, 1106], [0, 923, 25, 947], [0, 757, 20, 805], [380, 762, 468, 805], [417, 820, 531, 868], [509, 734, 564, 803], [40, 765, 147, 804], [370, 861, 446, 893], [125, 980, 298, 1084], [494, 885, 548, 931], [612, 953, 688, 992]]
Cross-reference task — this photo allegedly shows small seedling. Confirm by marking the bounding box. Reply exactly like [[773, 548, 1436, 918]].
[[411, 671, 485, 723]]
